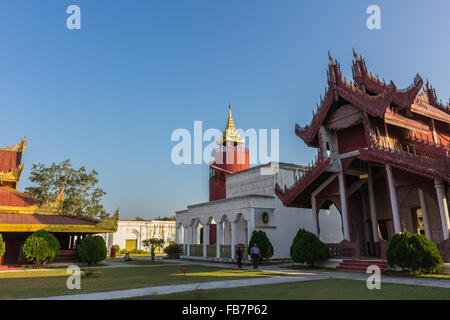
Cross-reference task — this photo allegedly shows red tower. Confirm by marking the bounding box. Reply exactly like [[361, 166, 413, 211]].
[[209, 106, 249, 201]]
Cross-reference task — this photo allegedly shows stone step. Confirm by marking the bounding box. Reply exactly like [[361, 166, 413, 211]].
[[336, 265, 388, 272], [340, 262, 388, 268]]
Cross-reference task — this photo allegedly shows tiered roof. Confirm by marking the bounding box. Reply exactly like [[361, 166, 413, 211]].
[[0, 138, 118, 233], [276, 51, 450, 207]]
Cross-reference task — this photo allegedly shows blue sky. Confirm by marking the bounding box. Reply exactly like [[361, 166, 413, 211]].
[[1, 1, 449, 219]]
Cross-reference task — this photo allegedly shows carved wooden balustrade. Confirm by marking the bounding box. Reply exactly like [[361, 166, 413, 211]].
[[366, 130, 450, 180], [327, 234, 361, 259]]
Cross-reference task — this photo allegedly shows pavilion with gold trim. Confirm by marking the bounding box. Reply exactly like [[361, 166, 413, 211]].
[[0, 137, 118, 265]]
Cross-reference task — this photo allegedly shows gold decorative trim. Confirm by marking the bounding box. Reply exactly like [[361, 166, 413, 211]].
[[0, 164, 24, 182], [0, 136, 27, 153], [0, 223, 116, 233]]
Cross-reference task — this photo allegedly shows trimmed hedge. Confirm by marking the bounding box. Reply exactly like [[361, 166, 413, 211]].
[[77, 235, 107, 265], [247, 230, 274, 259], [386, 231, 443, 273], [290, 228, 329, 266], [22, 230, 60, 266], [164, 243, 183, 259], [0, 234, 5, 259], [32, 230, 60, 261]]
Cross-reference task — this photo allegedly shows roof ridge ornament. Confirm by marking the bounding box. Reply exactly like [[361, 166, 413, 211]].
[[217, 105, 245, 145]]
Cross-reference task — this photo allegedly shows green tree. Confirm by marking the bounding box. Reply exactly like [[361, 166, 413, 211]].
[[153, 216, 176, 221], [247, 230, 274, 259], [142, 238, 165, 250], [25, 159, 110, 220], [0, 234, 5, 259], [77, 235, 107, 265], [135, 217, 146, 221], [290, 228, 329, 266]]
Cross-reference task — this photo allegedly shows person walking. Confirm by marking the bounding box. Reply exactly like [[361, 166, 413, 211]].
[[250, 243, 261, 270], [235, 244, 243, 269], [151, 245, 155, 261]]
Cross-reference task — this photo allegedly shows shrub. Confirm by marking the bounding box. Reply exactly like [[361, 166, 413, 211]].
[[22, 230, 60, 266], [290, 228, 329, 266], [77, 235, 107, 265], [128, 249, 146, 254], [22, 237, 52, 266], [164, 243, 183, 259], [32, 230, 60, 262], [386, 231, 443, 273], [0, 234, 5, 259], [247, 230, 274, 259]]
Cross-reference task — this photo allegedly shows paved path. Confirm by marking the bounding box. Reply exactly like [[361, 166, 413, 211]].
[[26, 262, 450, 300]]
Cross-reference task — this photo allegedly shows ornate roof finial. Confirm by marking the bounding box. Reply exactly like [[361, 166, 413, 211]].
[[328, 51, 335, 65], [352, 48, 360, 61], [56, 185, 65, 202], [217, 105, 245, 145]]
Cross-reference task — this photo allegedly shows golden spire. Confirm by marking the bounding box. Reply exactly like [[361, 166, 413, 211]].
[[217, 105, 245, 145]]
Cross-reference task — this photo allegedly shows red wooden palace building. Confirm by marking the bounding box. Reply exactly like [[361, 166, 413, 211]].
[[276, 51, 450, 262], [0, 137, 118, 265]]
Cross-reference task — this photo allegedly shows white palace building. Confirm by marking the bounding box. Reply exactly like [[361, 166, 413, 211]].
[[175, 108, 341, 261]]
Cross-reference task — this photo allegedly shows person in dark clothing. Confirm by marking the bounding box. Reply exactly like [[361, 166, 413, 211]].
[[250, 243, 261, 270], [235, 244, 243, 269]]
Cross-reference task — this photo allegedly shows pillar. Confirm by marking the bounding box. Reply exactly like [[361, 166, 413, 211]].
[[435, 181, 450, 240], [385, 164, 401, 233], [338, 172, 350, 240], [311, 195, 319, 236], [186, 226, 191, 256], [418, 188, 432, 240], [367, 166, 379, 242], [216, 222, 222, 258], [231, 220, 237, 259], [203, 223, 210, 257]]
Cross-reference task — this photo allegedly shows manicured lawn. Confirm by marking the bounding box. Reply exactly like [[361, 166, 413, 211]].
[[0, 265, 281, 299], [110, 259, 169, 265], [382, 270, 450, 280], [284, 265, 335, 272], [130, 278, 450, 300]]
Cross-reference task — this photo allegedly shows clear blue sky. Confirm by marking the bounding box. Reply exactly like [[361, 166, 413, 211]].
[[1, 1, 449, 219]]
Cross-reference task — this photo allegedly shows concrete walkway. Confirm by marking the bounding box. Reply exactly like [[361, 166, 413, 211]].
[[26, 262, 450, 300]]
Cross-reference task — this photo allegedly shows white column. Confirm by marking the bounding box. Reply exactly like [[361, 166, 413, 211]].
[[367, 166, 379, 241], [418, 188, 432, 240], [186, 226, 191, 256], [203, 223, 210, 257], [231, 220, 237, 259], [311, 195, 319, 236], [216, 222, 222, 258], [338, 172, 350, 240], [435, 181, 450, 240], [385, 164, 401, 233]]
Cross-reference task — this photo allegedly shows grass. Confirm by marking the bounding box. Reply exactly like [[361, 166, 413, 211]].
[[0, 264, 281, 299], [110, 259, 169, 265], [129, 278, 450, 300], [284, 264, 335, 272], [382, 270, 450, 280]]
